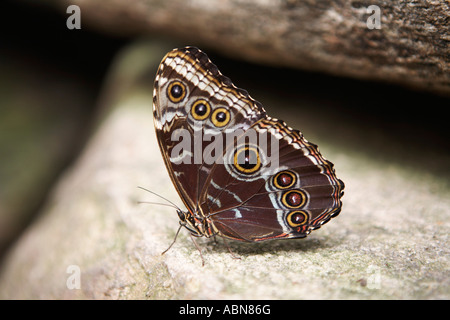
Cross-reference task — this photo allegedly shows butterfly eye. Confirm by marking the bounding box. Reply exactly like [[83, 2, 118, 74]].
[[211, 107, 231, 127], [176, 210, 186, 221], [281, 189, 307, 209], [191, 99, 211, 120], [233, 146, 261, 174], [167, 81, 186, 103], [273, 170, 296, 189], [286, 210, 308, 228]]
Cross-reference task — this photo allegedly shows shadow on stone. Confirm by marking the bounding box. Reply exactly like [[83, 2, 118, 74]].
[[204, 235, 334, 257]]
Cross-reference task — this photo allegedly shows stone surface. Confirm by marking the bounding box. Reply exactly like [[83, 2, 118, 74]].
[[48, 0, 450, 94], [0, 40, 448, 299]]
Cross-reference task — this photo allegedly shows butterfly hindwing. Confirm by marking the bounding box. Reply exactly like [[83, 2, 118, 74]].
[[202, 118, 344, 241]]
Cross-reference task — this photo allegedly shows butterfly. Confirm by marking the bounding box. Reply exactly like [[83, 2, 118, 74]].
[[152, 46, 344, 252]]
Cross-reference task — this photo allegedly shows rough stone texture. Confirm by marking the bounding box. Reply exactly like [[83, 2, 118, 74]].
[[50, 0, 450, 95], [0, 40, 448, 299]]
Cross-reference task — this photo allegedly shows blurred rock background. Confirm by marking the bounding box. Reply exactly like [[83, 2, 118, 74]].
[[0, 0, 448, 299], [0, 0, 126, 259]]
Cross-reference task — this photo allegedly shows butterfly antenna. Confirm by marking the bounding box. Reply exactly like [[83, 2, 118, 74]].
[[137, 201, 180, 209], [137, 186, 182, 211]]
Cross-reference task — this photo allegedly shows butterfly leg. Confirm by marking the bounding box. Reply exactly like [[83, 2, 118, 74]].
[[189, 234, 205, 266], [221, 237, 241, 260], [161, 224, 183, 255]]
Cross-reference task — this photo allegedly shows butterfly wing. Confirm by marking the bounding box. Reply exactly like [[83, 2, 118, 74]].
[[201, 118, 344, 241], [154, 46, 344, 242]]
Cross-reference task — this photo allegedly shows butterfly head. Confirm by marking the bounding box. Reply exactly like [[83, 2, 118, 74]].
[[176, 209, 203, 237]]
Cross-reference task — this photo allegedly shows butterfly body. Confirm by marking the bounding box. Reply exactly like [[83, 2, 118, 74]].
[[153, 47, 344, 243]]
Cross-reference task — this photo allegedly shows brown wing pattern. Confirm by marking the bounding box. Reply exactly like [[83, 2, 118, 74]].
[[153, 46, 344, 242]]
